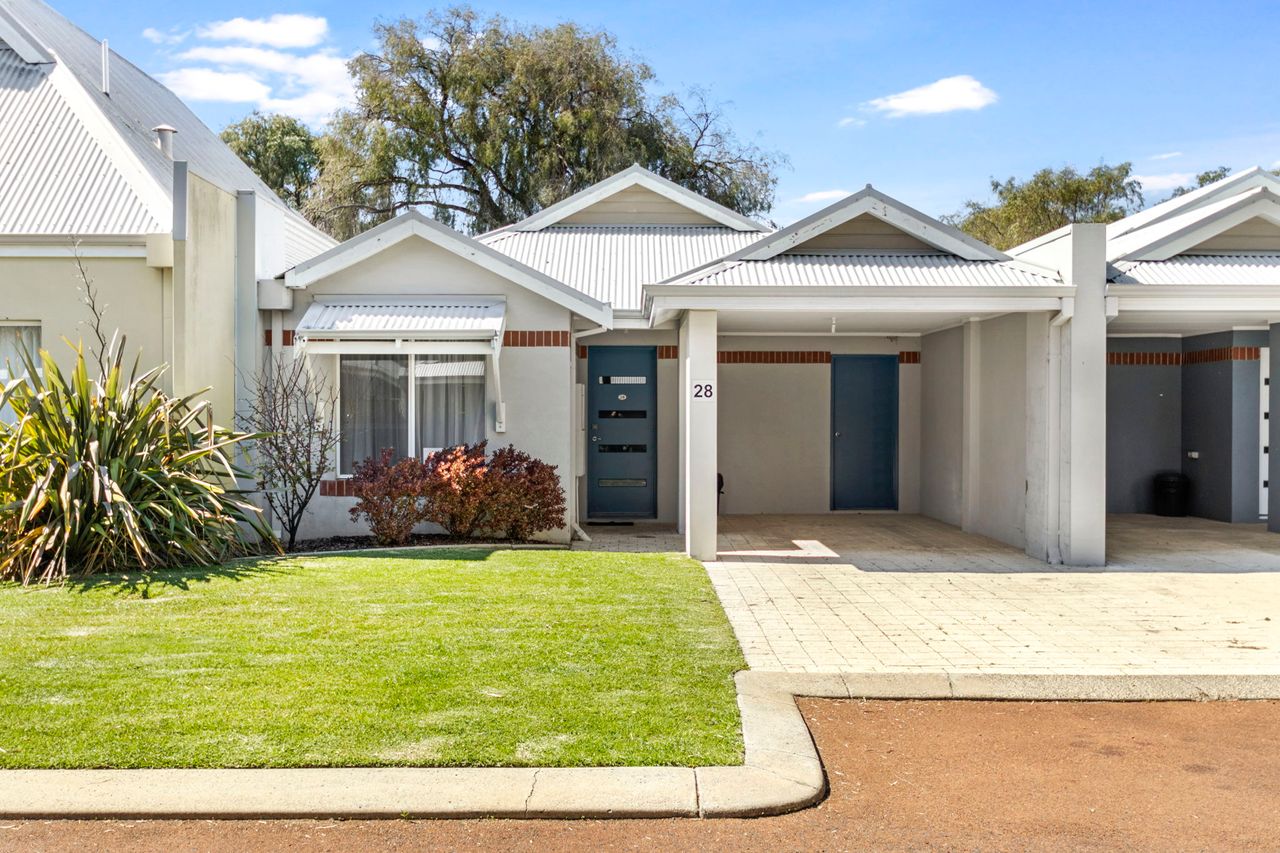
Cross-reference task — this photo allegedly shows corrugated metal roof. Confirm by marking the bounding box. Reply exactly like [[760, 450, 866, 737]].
[[297, 299, 506, 338], [479, 225, 764, 311], [672, 254, 1063, 288], [0, 46, 162, 233], [0, 0, 335, 258], [1111, 254, 1280, 285]]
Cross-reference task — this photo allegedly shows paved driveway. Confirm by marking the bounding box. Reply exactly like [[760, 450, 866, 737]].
[[700, 514, 1280, 674]]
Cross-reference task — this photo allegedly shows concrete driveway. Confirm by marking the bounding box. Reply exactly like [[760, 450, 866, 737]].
[[700, 514, 1280, 675]]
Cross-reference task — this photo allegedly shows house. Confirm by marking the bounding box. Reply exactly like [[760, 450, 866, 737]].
[[271, 166, 1107, 564], [1098, 168, 1280, 528], [6, 1, 1280, 565], [0, 0, 335, 425]]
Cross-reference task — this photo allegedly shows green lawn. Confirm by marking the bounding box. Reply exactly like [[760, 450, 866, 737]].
[[0, 548, 745, 769]]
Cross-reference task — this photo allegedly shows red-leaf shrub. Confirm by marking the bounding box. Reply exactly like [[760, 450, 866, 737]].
[[422, 442, 494, 537], [348, 448, 431, 545], [486, 445, 567, 541]]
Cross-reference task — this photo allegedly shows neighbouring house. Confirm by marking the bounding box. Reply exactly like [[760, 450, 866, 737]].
[[1099, 168, 1280, 525], [0, 0, 334, 426], [6, 1, 1280, 565]]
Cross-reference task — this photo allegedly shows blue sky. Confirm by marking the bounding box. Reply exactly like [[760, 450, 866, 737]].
[[57, 0, 1280, 223]]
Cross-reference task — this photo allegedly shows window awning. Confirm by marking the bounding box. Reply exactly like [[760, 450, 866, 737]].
[[295, 297, 506, 355]]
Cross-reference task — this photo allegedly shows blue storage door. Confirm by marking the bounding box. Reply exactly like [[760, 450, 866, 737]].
[[587, 346, 658, 517], [831, 355, 899, 510]]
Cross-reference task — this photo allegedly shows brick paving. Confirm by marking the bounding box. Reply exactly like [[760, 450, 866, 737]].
[[578, 514, 1280, 675]]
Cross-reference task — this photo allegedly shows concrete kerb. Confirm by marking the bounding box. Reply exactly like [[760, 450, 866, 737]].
[[2, 671, 1277, 820]]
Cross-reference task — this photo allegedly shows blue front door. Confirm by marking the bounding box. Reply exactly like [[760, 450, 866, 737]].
[[587, 346, 658, 518], [831, 355, 898, 510]]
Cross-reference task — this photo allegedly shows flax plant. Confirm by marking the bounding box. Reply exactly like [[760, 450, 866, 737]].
[[0, 341, 275, 584]]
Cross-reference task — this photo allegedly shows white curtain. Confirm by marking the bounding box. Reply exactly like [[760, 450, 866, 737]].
[[0, 326, 39, 425], [416, 355, 485, 455], [339, 355, 409, 473]]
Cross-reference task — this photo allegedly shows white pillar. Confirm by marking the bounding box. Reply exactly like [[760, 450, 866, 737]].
[[682, 310, 718, 560], [1060, 224, 1108, 566], [676, 318, 689, 534], [960, 318, 981, 531]]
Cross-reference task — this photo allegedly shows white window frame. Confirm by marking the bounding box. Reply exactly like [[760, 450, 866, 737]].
[[334, 352, 488, 477]]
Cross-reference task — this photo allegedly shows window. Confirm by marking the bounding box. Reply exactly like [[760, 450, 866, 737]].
[[0, 324, 40, 425], [338, 353, 486, 474]]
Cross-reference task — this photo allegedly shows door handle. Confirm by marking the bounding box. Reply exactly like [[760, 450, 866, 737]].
[[591, 436, 599, 442], [834, 431, 841, 438]]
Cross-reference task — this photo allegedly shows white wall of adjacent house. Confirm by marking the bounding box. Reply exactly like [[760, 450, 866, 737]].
[[282, 236, 575, 543]]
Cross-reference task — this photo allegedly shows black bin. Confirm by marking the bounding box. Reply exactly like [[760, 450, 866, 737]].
[[1153, 472, 1189, 517]]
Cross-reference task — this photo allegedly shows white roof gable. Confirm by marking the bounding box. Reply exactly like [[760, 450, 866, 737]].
[[726, 186, 1007, 263], [285, 209, 612, 327], [1108, 186, 1280, 262], [0, 2, 50, 63], [497, 165, 768, 233], [1108, 167, 1280, 241]]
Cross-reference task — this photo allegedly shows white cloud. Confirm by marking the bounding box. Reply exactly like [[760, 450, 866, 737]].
[[836, 116, 865, 128], [142, 27, 187, 46], [1271, 159, 1280, 170], [157, 68, 271, 103], [794, 189, 850, 204], [1150, 151, 1183, 161], [1133, 172, 1194, 192], [864, 75, 998, 118], [198, 14, 329, 49], [158, 20, 355, 124]]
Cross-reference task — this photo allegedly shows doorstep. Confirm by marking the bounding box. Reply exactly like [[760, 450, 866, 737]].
[[1, 672, 1276, 820]]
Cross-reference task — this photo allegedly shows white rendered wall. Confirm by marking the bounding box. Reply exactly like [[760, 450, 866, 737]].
[[920, 326, 965, 525]]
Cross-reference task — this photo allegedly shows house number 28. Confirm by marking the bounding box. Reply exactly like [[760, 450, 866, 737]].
[[693, 382, 715, 399]]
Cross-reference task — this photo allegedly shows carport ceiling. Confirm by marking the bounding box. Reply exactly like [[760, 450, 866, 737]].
[[715, 309, 1006, 334], [1108, 311, 1280, 336]]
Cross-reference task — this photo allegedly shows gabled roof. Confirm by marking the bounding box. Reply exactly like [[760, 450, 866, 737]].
[[284, 209, 612, 327], [1108, 166, 1280, 241], [1108, 186, 1280, 262], [725, 186, 1008, 263], [495, 165, 768, 233], [479, 225, 766, 313], [0, 0, 334, 262], [1111, 255, 1280, 286], [0, 2, 50, 62], [662, 253, 1063, 289]]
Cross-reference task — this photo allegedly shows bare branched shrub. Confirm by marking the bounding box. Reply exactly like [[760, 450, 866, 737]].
[[242, 354, 340, 549]]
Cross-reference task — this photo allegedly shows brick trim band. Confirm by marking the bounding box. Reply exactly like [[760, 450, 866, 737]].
[[264, 329, 295, 346], [1183, 346, 1261, 364], [504, 330, 570, 347], [898, 351, 921, 364], [1108, 352, 1182, 366], [320, 479, 356, 497], [719, 351, 832, 364]]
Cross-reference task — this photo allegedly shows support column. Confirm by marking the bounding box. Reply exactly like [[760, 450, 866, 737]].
[[1269, 325, 1280, 532], [1061, 224, 1108, 566], [960, 319, 981, 532], [676, 319, 689, 534], [682, 310, 718, 560]]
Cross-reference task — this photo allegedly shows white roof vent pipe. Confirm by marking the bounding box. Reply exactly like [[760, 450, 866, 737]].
[[153, 124, 177, 159], [100, 39, 109, 95]]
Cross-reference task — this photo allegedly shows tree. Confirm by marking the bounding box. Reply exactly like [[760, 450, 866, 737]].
[[221, 112, 321, 210], [1171, 166, 1231, 197], [945, 164, 1144, 250], [308, 7, 780, 237], [241, 354, 340, 550]]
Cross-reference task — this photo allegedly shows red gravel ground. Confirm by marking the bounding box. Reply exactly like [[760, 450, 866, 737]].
[[4, 699, 1278, 852]]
